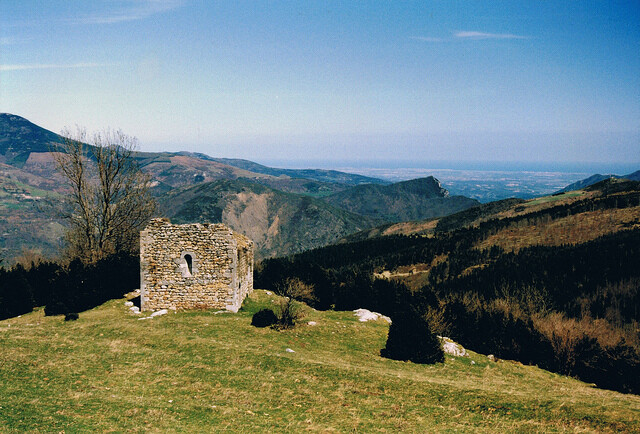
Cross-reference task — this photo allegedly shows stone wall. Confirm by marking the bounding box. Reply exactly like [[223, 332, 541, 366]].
[[140, 218, 254, 312]]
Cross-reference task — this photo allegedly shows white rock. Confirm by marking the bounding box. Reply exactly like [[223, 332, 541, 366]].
[[124, 301, 134, 307], [150, 309, 168, 317], [438, 336, 468, 357], [285, 348, 295, 353], [265, 291, 272, 295], [129, 306, 140, 314], [353, 308, 392, 323], [471, 361, 476, 365], [487, 354, 496, 362], [307, 321, 317, 326]]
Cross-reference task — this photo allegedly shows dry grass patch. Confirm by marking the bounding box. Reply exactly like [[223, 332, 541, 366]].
[[477, 207, 640, 252]]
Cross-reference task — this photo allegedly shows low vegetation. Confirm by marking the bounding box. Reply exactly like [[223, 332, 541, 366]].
[[1, 291, 639, 432]]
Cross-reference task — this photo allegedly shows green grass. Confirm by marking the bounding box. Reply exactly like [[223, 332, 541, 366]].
[[526, 191, 584, 206], [1, 290, 639, 432]]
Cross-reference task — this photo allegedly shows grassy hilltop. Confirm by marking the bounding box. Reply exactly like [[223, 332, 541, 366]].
[[1, 290, 638, 432]]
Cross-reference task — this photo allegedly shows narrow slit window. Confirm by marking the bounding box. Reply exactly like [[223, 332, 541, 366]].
[[184, 254, 193, 276]]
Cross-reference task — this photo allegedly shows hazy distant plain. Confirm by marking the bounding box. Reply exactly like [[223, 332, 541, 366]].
[[335, 167, 589, 202]]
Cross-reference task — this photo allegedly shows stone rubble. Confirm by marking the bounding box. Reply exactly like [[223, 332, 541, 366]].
[[353, 308, 392, 323], [438, 336, 468, 357], [150, 309, 169, 317]]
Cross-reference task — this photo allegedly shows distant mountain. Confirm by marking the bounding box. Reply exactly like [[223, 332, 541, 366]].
[[0, 114, 63, 167], [557, 170, 640, 193], [0, 114, 374, 197], [139, 153, 349, 197], [158, 179, 379, 258], [190, 155, 388, 186], [0, 113, 478, 261], [625, 170, 640, 181], [323, 176, 479, 222]]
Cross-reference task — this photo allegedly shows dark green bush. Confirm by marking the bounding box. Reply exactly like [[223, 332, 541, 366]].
[[251, 308, 277, 328], [381, 306, 444, 364]]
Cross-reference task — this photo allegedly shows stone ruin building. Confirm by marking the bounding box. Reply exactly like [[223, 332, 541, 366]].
[[140, 218, 254, 312]]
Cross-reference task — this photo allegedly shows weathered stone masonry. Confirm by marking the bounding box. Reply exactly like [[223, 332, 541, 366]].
[[140, 218, 254, 312]]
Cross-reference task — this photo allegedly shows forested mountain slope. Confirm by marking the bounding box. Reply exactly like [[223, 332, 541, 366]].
[[324, 176, 479, 222], [257, 179, 640, 394], [158, 179, 380, 258]]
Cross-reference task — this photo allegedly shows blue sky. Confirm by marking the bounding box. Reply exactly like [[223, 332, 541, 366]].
[[1, 1, 639, 168]]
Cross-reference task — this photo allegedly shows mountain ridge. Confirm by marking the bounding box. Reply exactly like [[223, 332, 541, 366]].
[[0, 113, 479, 260], [324, 176, 479, 222], [159, 179, 380, 258], [557, 170, 640, 193]]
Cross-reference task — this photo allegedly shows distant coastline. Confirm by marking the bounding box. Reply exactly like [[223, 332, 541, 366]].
[[255, 159, 639, 175], [252, 159, 639, 202]]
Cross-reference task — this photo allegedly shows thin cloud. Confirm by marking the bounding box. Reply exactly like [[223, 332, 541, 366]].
[[0, 37, 18, 45], [411, 31, 527, 43], [410, 36, 445, 43], [71, 0, 183, 25], [0, 62, 112, 72], [455, 31, 527, 40]]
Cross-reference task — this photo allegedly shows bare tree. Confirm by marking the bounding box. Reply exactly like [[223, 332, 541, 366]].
[[53, 127, 156, 263]]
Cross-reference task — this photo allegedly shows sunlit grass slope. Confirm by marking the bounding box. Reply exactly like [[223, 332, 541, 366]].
[[1, 290, 638, 432]]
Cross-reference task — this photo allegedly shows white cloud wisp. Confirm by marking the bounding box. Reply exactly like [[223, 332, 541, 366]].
[[72, 0, 183, 25], [412, 31, 528, 43], [454, 31, 528, 40], [0, 62, 112, 72]]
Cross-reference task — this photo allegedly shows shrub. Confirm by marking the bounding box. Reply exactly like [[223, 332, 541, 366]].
[[275, 277, 316, 305], [272, 278, 311, 329], [381, 306, 444, 364], [251, 308, 277, 328], [275, 296, 303, 329]]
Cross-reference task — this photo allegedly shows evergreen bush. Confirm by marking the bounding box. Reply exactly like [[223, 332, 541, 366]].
[[252, 308, 277, 328], [381, 306, 444, 364]]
